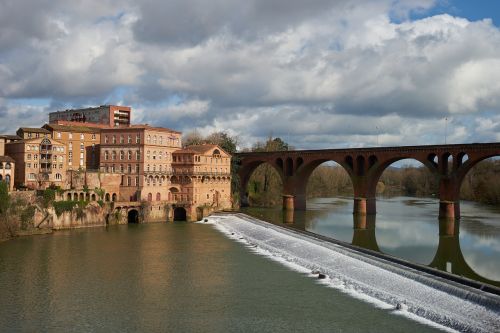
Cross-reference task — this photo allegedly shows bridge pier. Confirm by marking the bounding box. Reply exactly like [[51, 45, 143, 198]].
[[353, 197, 376, 215], [439, 201, 456, 219]]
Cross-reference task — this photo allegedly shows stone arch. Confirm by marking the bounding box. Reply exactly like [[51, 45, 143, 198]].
[[369, 155, 378, 169], [238, 160, 285, 198], [79, 193, 84, 201], [441, 152, 452, 175], [276, 158, 284, 172], [112, 193, 117, 202], [128, 209, 139, 224], [105, 193, 111, 202], [345, 155, 354, 172], [91, 193, 96, 201], [67, 192, 72, 200], [173, 207, 187, 221]]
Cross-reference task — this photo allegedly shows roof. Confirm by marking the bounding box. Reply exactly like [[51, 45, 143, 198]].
[[0, 135, 22, 140], [100, 124, 181, 134], [49, 120, 113, 129], [18, 127, 50, 133], [0, 156, 15, 163], [43, 123, 101, 133], [186, 144, 230, 156]]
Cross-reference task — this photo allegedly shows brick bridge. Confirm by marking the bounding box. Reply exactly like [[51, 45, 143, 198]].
[[236, 143, 500, 219]]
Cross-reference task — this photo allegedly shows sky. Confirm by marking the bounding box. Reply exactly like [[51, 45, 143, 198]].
[[0, 0, 499, 150]]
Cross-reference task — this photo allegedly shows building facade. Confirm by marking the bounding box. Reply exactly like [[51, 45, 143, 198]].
[[6, 137, 67, 189], [43, 124, 100, 170], [99, 125, 183, 202], [49, 105, 132, 127], [0, 156, 15, 191]]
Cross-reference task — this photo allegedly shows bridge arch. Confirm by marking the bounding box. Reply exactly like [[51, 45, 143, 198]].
[[238, 159, 285, 205]]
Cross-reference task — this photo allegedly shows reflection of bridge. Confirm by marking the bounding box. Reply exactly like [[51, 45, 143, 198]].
[[237, 143, 500, 218], [281, 210, 500, 289]]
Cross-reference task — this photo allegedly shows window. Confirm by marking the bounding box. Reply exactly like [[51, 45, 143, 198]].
[[69, 142, 73, 150], [28, 133, 32, 138], [55, 173, 62, 180], [147, 164, 150, 172], [128, 135, 132, 143], [159, 136, 163, 145], [153, 136, 157, 144], [57, 132, 61, 139], [120, 135, 124, 144], [27, 154, 32, 160], [136, 164, 140, 173], [147, 150, 150, 160], [136, 135, 140, 144], [147, 135, 151, 143], [111, 151, 116, 160], [80, 133, 84, 140], [59, 164, 63, 169], [136, 151, 141, 160], [80, 143, 84, 151], [153, 151, 156, 160], [92, 134, 96, 140], [128, 151, 132, 160], [120, 164, 124, 173], [127, 177, 131, 186], [104, 135, 108, 143], [112, 135, 116, 144], [159, 151, 162, 160], [120, 151, 124, 160], [29, 173, 36, 180], [27, 163, 31, 168], [128, 164, 132, 173], [34, 154, 38, 160], [105, 151, 109, 160]]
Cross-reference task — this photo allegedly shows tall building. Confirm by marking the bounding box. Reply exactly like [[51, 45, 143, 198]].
[[42, 124, 100, 170], [49, 105, 132, 127], [99, 125, 183, 201], [6, 137, 67, 189]]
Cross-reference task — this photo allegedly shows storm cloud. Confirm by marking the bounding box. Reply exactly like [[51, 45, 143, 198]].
[[0, 0, 499, 149]]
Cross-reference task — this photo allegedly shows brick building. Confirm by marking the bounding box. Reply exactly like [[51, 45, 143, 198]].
[[42, 123, 100, 170], [99, 125, 183, 201], [6, 137, 67, 189], [49, 105, 132, 127]]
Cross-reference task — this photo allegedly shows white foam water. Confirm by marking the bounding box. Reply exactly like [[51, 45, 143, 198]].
[[206, 213, 500, 333]]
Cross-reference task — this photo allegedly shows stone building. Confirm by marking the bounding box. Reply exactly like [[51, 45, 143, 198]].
[[49, 105, 132, 127], [6, 137, 67, 189], [42, 123, 101, 170]]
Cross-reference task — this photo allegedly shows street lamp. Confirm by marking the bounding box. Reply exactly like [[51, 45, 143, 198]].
[[444, 117, 448, 145]]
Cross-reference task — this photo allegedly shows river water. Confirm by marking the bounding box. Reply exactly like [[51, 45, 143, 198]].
[[0, 222, 446, 332], [242, 196, 500, 287]]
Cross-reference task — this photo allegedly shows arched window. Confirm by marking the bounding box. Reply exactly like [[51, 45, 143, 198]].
[[153, 151, 156, 160], [127, 135, 132, 143], [128, 151, 132, 160], [120, 151, 124, 160], [147, 135, 151, 143], [5, 163, 11, 170], [147, 193, 152, 201], [120, 135, 124, 143], [112, 151, 117, 160], [55, 173, 62, 180], [104, 135, 109, 143], [136, 151, 141, 160], [156, 193, 161, 201]]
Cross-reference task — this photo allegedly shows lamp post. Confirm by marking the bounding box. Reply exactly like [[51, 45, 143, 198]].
[[376, 126, 379, 146]]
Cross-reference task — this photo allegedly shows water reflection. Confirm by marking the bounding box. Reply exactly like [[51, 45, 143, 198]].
[[241, 199, 500, 288]]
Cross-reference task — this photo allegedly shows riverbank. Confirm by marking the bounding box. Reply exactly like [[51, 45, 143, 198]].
[[207, 212, 500, 333]]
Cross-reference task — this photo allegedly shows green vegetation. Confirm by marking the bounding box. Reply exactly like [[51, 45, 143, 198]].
[[53, 200, 89, 218], [0, 182, 39, 238]]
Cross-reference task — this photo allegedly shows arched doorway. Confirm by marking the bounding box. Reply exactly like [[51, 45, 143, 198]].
[[128, 209, 139, 224], [173, 207, 187, 221]]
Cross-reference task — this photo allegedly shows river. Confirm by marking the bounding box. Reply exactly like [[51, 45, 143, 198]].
[[241, 196, 500, 287], [0, 221, 447, 332]]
